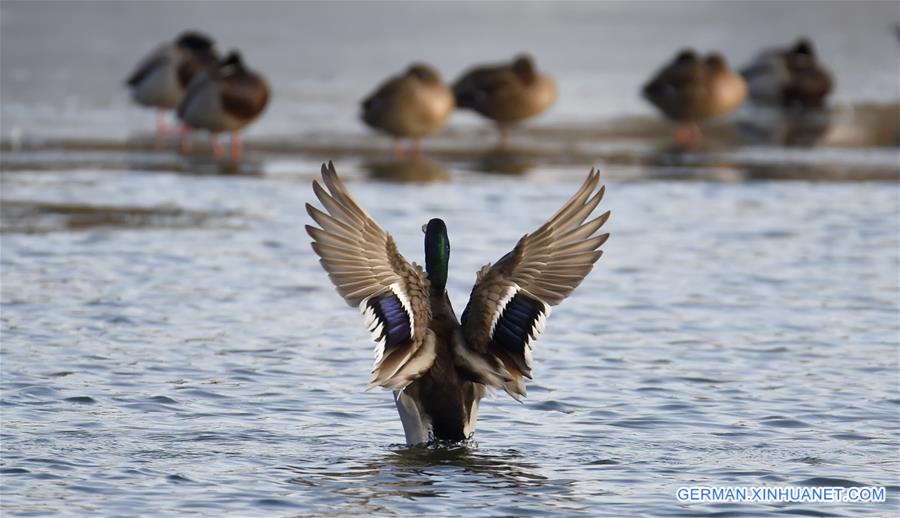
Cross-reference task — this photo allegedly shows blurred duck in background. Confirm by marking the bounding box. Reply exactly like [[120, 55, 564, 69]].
[[126, 31, 219, 137], [361, 64, 455, 159], [177, 51, 270, 161], [642, 50, 747, 148], [452, 54, 556, 146], [741, 38, 833, 109]]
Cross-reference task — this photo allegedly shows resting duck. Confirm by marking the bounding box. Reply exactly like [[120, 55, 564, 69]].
[[306, 162, 610, 445], [361, 64, 455, 159], [741, 38, 833, 108], [452, 54, 557, 145], [126, 31, 219, 135], [177, 51, 270, 160], [642, 50, 747, 147]]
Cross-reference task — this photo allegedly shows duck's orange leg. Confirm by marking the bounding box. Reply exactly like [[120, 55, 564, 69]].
[[156, 110, 169, 135], [410, 138, 423, 160], [154, 111, 169, 149], [393, 140, 406, 160], [210, 133, 224, 160], [676, 122, 703, 149], [496, 124, 510, 148], [230, 131, 242, 161], [179, 123, 192, 154]]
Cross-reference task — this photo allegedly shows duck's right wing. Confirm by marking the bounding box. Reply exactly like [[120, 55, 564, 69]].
[[306, 162, 434, 390], [459, 169, 609, 398]]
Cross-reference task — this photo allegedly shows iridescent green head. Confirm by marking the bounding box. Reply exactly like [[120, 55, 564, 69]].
[[424, 218, 449, 291]]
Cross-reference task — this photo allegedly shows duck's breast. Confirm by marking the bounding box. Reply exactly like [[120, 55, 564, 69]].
[[708, 71, 747, 118], [522, 74, 557, 119], [404, 82, 454, 137], [481, 73, 556, 123], [362, 79, 452, 138]]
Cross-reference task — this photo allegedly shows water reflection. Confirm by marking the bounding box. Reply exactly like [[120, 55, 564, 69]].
[[362, 159, 449, 183], [0, 200, 236, 234], [736, 105, 831, 147], [123, 132, 265, 176], [639, 161, 745, 182], [125, 132, 180, 153], [178, 154, 265, 176], [471, 148, 536, 175], [385, 444, 547, 486], [282, 445, 548, 507]]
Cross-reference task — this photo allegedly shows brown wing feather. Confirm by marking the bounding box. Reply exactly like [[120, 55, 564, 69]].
[[362, 75, 405, 119], [176, 52, 219, 89], [306, 162, 433, 390], [221, 73, 269, 121], [643, 56, 708, 119], [452, 64, 519, 111], [460, 168, 610, 398]]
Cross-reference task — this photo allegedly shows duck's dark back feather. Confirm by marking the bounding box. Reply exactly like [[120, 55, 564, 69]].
[[126, 52, 167, 87], [176, 51, 219, 89], [452, 64, 514, 110], [642, 53, 706, 121], [783, 53, 832, 107], [361, 76, 404, 122]]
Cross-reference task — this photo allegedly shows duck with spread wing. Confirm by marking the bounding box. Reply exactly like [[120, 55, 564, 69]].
[[306, 162, 610, 445]]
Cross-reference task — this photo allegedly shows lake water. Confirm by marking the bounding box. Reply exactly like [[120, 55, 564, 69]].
[[1, 1, 899, 516]]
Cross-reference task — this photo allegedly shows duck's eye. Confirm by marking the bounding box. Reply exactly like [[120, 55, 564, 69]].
[[421, 224, 427, 233]]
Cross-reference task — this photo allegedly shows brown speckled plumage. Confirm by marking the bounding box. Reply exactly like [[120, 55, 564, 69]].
[[453, 54, 557, 125], [643, 50, 747, 122]]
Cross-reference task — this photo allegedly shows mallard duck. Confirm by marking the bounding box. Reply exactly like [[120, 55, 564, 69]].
[[306, 162, 610, 445], [126, 31, 219, 135], [177, 51, 270, 160], [361, 64, 455, 159], [452, 54, 557, 145], [741, 38, 833, 108], [642, 50, 747, 147]]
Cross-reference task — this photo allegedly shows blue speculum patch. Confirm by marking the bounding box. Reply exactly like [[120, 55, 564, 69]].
[[370, 294, 411, 349], [492, 293, 543, 354]]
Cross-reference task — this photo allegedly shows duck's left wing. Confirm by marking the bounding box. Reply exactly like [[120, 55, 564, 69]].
[[306, 162, 434, 390], [459, 169, 609, 398]]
